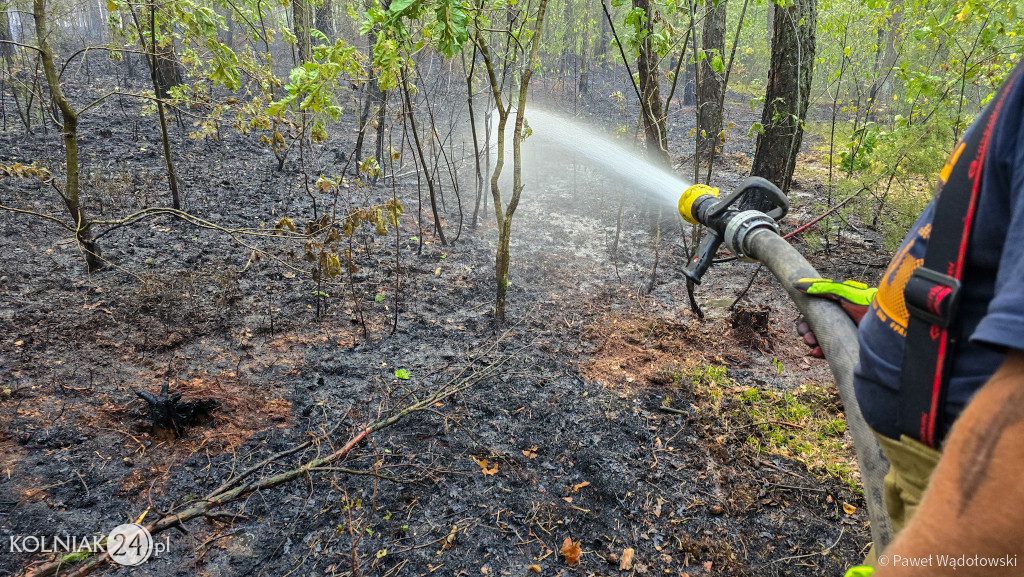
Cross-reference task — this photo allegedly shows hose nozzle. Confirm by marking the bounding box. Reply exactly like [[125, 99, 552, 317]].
[[676, 177, 789, 284], [678, 184, 719, 225]]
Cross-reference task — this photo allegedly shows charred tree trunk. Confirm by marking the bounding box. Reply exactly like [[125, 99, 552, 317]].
[[315, 0, 333, 40], [128, 2, 181, 208], [153, 36, 182, 99], [579, 50, 589, 97], [748, 0, 815, 204], [148, 3, 180, 209], [0, 5, 16, 62], [401, 69, 446, 246], [682, 61, 696, 105], [697, 0, 726, 167], [33, 0, 101, 270], [371, 1, 389, 167], [465, 46, 484, 228], [152, 48, 181, 99], [225, 8, 235, 47], [293, 0, 311, 62], [633, 0, 669, 166], [353, 11, 387, 172], [352, 33, 376, 166]]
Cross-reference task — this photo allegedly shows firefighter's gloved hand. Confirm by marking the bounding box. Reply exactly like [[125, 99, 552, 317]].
[[794, 278, 877, 358]]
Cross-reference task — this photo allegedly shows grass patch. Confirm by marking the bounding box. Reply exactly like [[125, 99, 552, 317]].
[[681, 363, 860, 492]]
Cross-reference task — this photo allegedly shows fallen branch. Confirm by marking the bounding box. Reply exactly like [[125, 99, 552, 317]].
[[781, 187, 867, 240]]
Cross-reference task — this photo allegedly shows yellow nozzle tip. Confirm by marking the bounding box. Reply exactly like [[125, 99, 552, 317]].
[[678, 184, 719, 225]]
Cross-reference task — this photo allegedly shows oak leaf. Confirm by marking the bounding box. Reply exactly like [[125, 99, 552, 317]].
[[560, 537, 582, 566], [473, 457, 498, 475]]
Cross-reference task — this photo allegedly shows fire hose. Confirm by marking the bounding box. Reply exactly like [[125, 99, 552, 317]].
[[678, 177, 894, 551]]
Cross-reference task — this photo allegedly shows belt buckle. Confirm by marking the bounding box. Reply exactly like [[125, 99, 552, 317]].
[[904, 267, 961, 328]]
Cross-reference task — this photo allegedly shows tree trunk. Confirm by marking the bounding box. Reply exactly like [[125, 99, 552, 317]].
[[748, 0, 815, 204], [147, 2, 180, 209], [476, 0, 549, 324], [225, 8, 235, 47], [496, 0, 548, 323], [697, 0, 726, 167], [465, 48, 484, 228], [315, 0, 333, 40], [146, 10, 182, 101], [373, 81, 386, 170], [33, 0, 101, 270], [401, 70, 446, 246], [866, 2, 901, 121], [633, 0, 669, 166], [0, 5, 16, 62], [353, 34, 376, 165], [153, 44, 181, 99], [293, 0, 311, 62], [371, 0, 389, 167], [682, 61, 696, 105]]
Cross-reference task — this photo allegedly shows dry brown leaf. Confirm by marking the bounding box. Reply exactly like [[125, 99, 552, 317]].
[[523, 446, 538, 459], [473, 457, 498, 475], [572, 481, 590, 492], [560, 537, 582, 566], [620, 547, 635, 570], [842, 502, 856, 515], [441, 526, 457, 550], [562, 497, 573, 503], [527, 565, 541, 573]]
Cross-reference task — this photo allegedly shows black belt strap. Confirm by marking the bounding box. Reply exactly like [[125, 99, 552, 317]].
[[898, 68, 1020, 448]]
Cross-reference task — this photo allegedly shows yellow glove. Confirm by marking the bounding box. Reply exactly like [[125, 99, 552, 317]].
[[794, 278, 878, 308], [794, 278, 877, 358]]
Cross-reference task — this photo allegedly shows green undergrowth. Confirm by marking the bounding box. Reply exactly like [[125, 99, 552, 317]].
[[680, 363, 859, 492], [790, 119, 941, 251]]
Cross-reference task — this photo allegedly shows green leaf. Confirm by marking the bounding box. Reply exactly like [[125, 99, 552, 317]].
[[711, 54, 724, 74], [388, 0, 419, 16], [394, 369, 411, 380]]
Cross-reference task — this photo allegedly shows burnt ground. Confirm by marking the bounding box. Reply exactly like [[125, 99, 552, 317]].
[[1, 61, 894, 577]]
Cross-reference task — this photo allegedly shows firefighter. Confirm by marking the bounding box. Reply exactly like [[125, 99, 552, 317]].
[[796, 62, 1024, 576]]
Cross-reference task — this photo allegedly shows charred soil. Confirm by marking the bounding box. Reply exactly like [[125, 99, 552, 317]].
[[1, 65, 892, 576]]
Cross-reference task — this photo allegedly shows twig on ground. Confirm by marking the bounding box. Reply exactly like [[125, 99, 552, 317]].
[[25, 337, 518, 577]]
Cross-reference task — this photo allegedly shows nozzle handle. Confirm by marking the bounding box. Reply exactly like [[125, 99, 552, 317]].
[[709, 176, 789, 221], [683, 231, 722, 285]]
